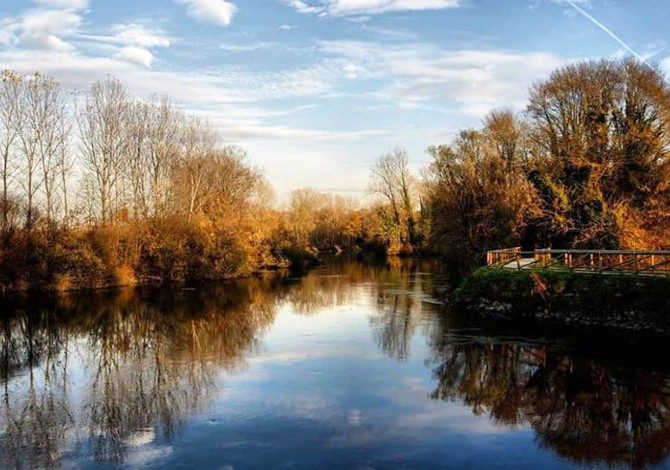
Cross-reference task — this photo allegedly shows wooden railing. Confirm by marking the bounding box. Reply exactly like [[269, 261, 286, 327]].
[[486, 248, 670, 277], [486, 247, 521, 266]]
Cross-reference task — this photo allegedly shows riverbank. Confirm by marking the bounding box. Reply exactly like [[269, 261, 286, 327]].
[[455, 267, 670, 334], [0, 225, 324, 293], [0, 232, 328, 294]]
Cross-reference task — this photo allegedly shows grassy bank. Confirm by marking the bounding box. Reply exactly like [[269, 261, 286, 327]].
[[455, 267, 670, 332]]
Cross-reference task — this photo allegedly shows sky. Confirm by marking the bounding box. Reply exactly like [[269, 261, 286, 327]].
[[0, 0, 668, 198]]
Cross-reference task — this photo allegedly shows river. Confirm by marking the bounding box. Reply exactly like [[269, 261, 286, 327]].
[[1, 258, 670, 469]]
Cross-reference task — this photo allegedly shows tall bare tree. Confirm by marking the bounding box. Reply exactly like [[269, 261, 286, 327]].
[[174, 115, 217, 221], [16, 73, 57, 229], [125, 101, 150, 219], [28, 74, 69, 224], [145, 97, 182, 218], [79, 77, 130, 223], [0, 71, 23, 232]]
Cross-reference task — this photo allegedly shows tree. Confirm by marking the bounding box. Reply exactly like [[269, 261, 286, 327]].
[[29, 74, 69, 225], [78, 77, 130, 223], [369, 148, 419, 250], [425, 112, 535, 261], [0, 71, 22, 232], [145, 97, 182, 218], [172, 115, 217, 221], [527, 59, 670, 248]]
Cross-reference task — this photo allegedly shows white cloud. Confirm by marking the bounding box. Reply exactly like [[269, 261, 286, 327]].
[[319, 40, 566, 115], [0, 48, 237, 103], [16, 8, 83, 50], [220, 41, 275, 52], [343, 62, 361, 78], [115, 46, 155, 67], [0, 46, 365, 144], [0, 19, 19, 46], [1, 0, 88, 51], [112, 24, 171, 48], [175, 0, 238, 26], [661, 56, 670, 77], [286, 0, 323, 14], [33, 0, 89, 11], [286, 0, 460, 16], [80, 24, 170, 68]]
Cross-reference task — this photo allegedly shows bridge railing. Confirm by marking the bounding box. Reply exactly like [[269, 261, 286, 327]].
[[486, 247, 521, 266], [486, 248, 670, 276]]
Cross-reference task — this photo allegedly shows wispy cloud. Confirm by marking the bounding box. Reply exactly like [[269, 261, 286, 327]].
[[319, 40, 566, 116], [286, 0, 461, 16], [111, 24, 171, 49], [33, 0, 88, 11]]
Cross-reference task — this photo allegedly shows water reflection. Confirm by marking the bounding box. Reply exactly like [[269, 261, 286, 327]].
[[1, 259, 669, 468], [369, 258, 445, 361], [429, 331, 670, 469], [1, 277, 280, 466]]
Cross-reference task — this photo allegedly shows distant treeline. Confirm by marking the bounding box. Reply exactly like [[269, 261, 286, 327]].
[[0, 57, 668, 290]]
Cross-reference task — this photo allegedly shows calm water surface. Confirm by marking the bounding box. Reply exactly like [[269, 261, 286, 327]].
[[2, 259, 670, 469]]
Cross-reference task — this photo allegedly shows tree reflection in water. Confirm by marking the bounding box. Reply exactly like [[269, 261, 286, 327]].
[[0, 276, 281, 466], [1, 305, 74, 469], [364, 258, 670, 469], [368, 258, 446, 361], [428, 330, 670, 469], [2, 260, 670, 468]]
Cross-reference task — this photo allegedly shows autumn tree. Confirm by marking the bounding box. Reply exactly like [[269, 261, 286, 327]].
[[369, 148, 420, 252], [527, 59, 670, 248], [425, 111, 535, 261]]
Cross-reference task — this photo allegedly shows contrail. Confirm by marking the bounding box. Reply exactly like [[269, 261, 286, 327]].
[[564, 0, 647, 63]]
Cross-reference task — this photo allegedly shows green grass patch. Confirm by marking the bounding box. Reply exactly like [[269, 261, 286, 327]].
[[456, 267, 670, 320]]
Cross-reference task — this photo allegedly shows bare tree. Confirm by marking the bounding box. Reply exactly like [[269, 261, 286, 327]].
[[0, 71, 23, 232], [173, 140, 259, 221], [16, 73, 53, 229], [78, 77, 130, 223], [56, 109, 72, 225], [174, 116, 217, 221], [125, 101, 150, 219], [369, 148, 418, 246], [27, 74, 69, 224], [145, 97, 182, 218]]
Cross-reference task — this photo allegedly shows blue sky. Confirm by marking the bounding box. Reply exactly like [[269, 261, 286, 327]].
[[1, 0, 668, 198]]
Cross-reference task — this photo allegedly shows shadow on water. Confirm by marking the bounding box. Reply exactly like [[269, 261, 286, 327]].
[[1, 258, 670, 468]]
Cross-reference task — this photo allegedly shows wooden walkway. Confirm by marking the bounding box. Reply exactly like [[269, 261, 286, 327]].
[[486, 248, 670, 277]]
